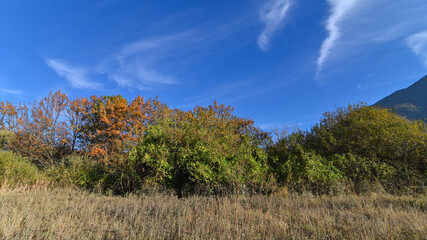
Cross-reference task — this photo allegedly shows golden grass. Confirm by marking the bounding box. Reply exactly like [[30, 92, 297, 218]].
[[0, 188, 425, 240]]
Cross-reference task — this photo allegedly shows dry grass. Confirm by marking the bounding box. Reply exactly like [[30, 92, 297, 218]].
[[0, 188, 425, 240]]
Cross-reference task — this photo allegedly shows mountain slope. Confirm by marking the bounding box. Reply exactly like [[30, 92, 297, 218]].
[[375, 75, 427, 122]]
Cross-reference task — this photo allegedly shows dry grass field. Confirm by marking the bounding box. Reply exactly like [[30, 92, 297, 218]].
[[0, 188, 425, 240]]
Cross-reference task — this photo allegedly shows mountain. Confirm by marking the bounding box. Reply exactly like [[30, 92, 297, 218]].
[[375, 75, 427, 122]]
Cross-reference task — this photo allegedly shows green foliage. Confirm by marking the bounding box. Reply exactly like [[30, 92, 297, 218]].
[[266, 129, 306, 175], [308, 103, 426, 160], [1, 89, 425, 196], [306, 104, 426, 189], [288, 149, 342, 185], [330, 153, 395, 193], [268, 145, 342, 194], [46, 155, 105, 190], [267, 103, 426, 194], [130, 103, 271, 195], [0, 130, 14, 150], [46, 154, 151, 194], [0, 151, 43, 187]]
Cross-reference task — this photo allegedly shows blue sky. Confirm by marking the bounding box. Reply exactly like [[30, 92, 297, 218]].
[[1, 0, 427, 130]]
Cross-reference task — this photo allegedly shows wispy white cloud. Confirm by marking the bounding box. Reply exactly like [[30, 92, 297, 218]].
[[45, 11, 259, 92], [372, 25, 405, 43], [315, 0, 427, 76], [118, 32, 194, 57], [46, 59, 102, 90], [45, 34, 192, 91], [406, 30, 427, 67], [96, 33, 198, 90], [317, 0, 358, 73], [257, 0, 292, 51], [0, 88, 23, 95], [108, 65, 176, 90], [98, 26, 247, 90], [46, 26, 243, 91]]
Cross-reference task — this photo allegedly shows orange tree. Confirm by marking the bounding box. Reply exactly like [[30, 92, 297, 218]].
[[77, 95, 167, 163], [0, 91, 71, 167], [0, 101, 20, 131]]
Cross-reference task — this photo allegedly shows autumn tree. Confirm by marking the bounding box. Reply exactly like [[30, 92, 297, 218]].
[[77, 95, 168, 163], [68, 97, 90, 152], [0, 102, 30, 154], [0, 101, 20, 131], [10, 91, 71, 167]]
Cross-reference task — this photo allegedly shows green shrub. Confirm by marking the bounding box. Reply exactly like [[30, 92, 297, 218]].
[[306, 104, 426, 191], [46, 155, 105, 190], [129, 104, 271, 195], [268, 145, 342, 194], [267, 104, 426, 194], [0, 130, 14, 150], [330, 153, 395, 193], [0, 151, 43, 187]]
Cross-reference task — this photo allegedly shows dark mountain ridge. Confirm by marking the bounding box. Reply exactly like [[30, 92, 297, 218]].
[[375, 75, 427, 122]]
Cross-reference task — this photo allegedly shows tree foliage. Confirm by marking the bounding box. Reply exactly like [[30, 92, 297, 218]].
[[306, 104, 426, 187], [0, 151, 44, 187], [0, 92, 425, 195], [0, 91, 167, 167], [77, 95, 166, 163], [129, 102, 270, 195], [267, 103, 426, 193]]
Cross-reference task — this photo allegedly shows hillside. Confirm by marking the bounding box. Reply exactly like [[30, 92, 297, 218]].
[[375, 75, 427, 122]]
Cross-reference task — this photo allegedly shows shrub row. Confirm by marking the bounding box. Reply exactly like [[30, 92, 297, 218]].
[[267, 103, 426, 194], [1, 93, 426, 195]]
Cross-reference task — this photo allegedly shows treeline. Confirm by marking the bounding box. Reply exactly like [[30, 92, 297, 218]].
[[0, 91, 167, 165], [0, 91, 426, 195]]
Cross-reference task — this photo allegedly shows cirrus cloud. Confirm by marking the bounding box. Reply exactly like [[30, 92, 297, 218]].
[[406, 30, 427, 68], [46, 59, 102, 90], [317, 0, 358, 74], [257, 0, 293, 51], [0, 87, 23, 95]]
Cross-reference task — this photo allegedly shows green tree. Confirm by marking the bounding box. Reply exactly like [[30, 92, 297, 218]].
[[306, 103, 426, 190], [130, 102, 271, 195]]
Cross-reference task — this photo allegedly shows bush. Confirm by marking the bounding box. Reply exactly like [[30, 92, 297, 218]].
[[330, 153, 395, 193], [0, 130, 14, 150], [267, 104, 426, 194], [46, 154, 106, 191], [129, 103, 271, 196], [306, 104, 426, 191], [0, 151, 44, 187], [268, 145, 343, 194]]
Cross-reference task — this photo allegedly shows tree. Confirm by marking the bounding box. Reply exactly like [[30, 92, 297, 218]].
[[68, 97, 90, 152], [130, 102, 271, 195], [305, 103, 426, 189], [12, 91, 70, 167], [0, 100, 24, 132], [77, 95, 168, 163]]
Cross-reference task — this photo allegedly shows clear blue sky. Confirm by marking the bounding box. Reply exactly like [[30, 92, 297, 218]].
[[1, 0, 426, 130]]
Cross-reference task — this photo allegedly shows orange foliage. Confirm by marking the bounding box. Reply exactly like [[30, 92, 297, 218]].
[[5, 91, 71, 166], [1, 91, 257, 169], [0, 101, 20, 131], [77, 95, 168, 163]]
